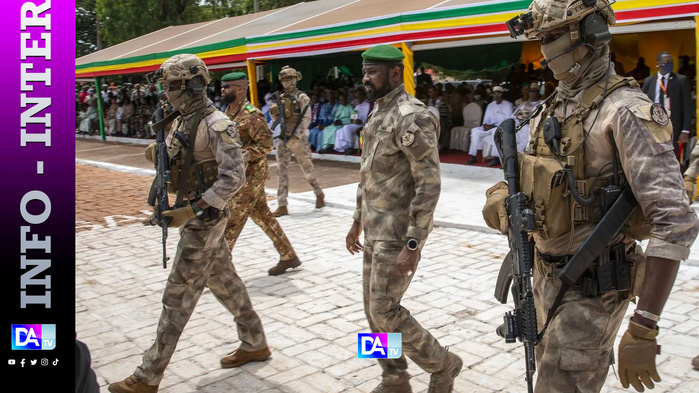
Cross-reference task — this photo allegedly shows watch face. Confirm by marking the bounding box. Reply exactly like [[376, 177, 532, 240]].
[[407, 239, 418, 250]]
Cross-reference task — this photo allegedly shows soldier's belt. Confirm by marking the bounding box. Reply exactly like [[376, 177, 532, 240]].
[[539, 243, 631, 297]]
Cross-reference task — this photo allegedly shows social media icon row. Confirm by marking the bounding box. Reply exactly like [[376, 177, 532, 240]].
[[8, 358, 58, 367]]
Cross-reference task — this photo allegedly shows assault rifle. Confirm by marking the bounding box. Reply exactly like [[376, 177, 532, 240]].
[[269, 92, 289, 144], [270, 91, 309, 144], [492, 118, 537, 393], [146, 101, 180, 269], [493, 118, 639, 393]]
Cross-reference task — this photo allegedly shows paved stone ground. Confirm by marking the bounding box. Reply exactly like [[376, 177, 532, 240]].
[[76, 165, 699, 393]]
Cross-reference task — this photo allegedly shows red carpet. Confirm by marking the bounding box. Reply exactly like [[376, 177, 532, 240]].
[[313, 148, 501, 168], [438, 149, 501, 168]]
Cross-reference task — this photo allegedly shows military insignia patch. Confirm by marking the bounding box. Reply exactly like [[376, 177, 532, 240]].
[[401, 132, 415, 146], [225, 125, 239, 139], [650, 103, 669, 126]]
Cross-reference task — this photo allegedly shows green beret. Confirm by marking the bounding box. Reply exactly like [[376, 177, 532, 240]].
[[221, 72, 248, 82], [361, 45, 405, 64]]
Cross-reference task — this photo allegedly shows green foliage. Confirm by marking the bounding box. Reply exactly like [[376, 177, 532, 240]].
[[76, 0, 97, 57], [96, 0, 201, 48]]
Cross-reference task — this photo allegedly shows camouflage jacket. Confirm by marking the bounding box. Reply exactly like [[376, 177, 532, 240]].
[[269, 89, 311, 138], [225, 99, 273, 180], [167, 103, 246, 210], [528, 84, 698, 260], [353, 84, 441, 243]]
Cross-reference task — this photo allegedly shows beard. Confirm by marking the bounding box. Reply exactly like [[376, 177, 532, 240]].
[[221, 91, 236, 106], [364, 75, 392, 101]]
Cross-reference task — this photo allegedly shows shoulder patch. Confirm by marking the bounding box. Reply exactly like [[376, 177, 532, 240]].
[[628, 103, 672, 144], [244, 103, 258, 114], [650, 103, 669, 126], [211, 119, 231, 133]]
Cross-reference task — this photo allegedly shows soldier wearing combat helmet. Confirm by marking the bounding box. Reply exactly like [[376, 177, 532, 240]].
[[220, 71, 302, 276], [484, 1, 698, 392], [346, 44, 463, 393], [109, 54, 271, 393], [269, 65, 325, 217]]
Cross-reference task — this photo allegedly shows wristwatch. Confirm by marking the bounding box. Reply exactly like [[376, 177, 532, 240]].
[[191, 202, 206, 218], [406, 238, 419, 251]]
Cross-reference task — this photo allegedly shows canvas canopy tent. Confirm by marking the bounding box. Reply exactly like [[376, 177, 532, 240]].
[[77, 0, 699, 137]]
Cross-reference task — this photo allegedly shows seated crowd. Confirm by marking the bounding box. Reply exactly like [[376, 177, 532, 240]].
[[75, 67, 561, 166]]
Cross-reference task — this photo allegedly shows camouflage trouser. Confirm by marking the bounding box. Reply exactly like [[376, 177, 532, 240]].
[[225, 162, 296, 261], [362, 240, 450, 384], [134, 209, 267, 385], [533, 254, 629, 393], [276, 133, 323, 207]]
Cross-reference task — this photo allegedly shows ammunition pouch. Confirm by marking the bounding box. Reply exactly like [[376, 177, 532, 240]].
[[538, 243, 635, 298], [519, 153, 570, 239], [169, 158, 218, 197]]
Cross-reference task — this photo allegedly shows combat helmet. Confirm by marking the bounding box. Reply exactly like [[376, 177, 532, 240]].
[[279, 66, 302, 81], [157, 54, 211, 87], [507, 0, 615, 40]]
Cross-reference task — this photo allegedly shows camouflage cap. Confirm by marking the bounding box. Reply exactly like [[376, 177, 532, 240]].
[[524, 0, 615, 39], [221, 72, 248, 82], [362, 44, 405, 64], [158, 54, 211, 85], [279, 66, 302, 81]]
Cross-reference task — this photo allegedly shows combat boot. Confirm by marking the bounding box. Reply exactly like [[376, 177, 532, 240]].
[[268, 256, 302, 276], [272, 206, 288, 217], [220, 347, 271, 368], [315, 193, 325, 208], [370, 381, 413, 393], [427, 352, 463, 393], [693, 353, 699, 370], [108, 375, 158, 393]]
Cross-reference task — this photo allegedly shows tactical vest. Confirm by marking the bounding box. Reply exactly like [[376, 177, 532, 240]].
[[524, 75, 650, 241], [167, 107, 219, 200], [280, 92, 304, 136]]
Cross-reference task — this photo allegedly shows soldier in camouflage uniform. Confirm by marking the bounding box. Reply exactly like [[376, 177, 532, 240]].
[[108, 55, 270, 393], [482, 1, 699, 392], [682, 144, 699, 371], [345, 45, 462, 393], [220, 72, 301, 276], [269, 66, 324, 217]]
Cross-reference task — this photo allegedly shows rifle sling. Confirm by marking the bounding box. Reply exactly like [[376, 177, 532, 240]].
[[152, 109, 181, 132], [174, 110, 204, 208], [289, 103, 309, 136]]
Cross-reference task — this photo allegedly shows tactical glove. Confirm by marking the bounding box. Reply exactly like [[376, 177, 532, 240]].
[[145, 142, 156, 164], [618, 320, 661, 392], [683, 175, 695, 202], [482, 181, 509, 235], [162, 204, 196, 228], [269, 103, 279, 117]]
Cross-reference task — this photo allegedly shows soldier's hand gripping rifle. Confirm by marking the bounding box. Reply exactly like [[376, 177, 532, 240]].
[[146, 72, 180, 269], [492, 118, 538, 393]]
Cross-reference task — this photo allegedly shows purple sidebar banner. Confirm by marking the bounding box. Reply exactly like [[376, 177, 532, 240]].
[[2, 0, 76, 390]]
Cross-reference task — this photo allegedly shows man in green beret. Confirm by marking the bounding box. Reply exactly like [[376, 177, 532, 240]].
[[219, 72, 302, 276], [345, 44, 463, 393]]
